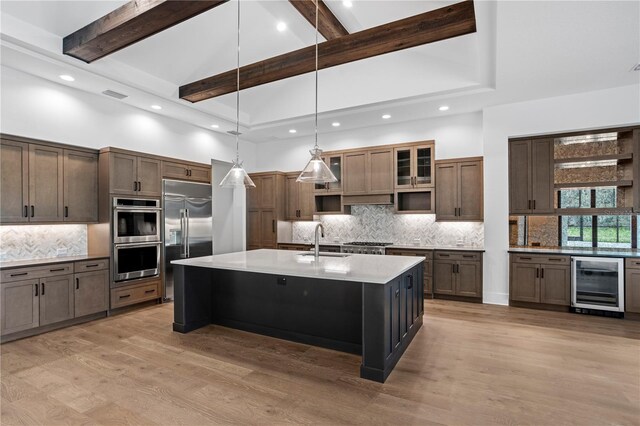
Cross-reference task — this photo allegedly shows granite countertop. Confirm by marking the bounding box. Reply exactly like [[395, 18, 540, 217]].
[[0, 255, 109, 270], [172, 249, 424, 284], [509, 246, 640, 258], [279, 241, 484, 251]]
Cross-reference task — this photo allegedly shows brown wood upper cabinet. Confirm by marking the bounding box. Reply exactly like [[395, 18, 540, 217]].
[[394, 142, 434, 189], [247, 172, 285, 249], [508, 139, 554, 215], [435, 157, 483, 221], [314, 154, 343, 193], [343, 148, 393, 196], [285, 172, 314, 221], [162, 161, 211, 183], [107, 152, 161, 197], [0, 137, 98, 224]]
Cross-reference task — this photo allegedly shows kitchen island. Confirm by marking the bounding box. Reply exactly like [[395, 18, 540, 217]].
[[172, 249, 424, 382]]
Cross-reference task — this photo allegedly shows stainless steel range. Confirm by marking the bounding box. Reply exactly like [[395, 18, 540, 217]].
[[341, 242, 393, 255]]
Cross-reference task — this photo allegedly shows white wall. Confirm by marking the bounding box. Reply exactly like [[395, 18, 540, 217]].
[[212, 160, 246, 254], [0, 66, 256, 169], [251, 112, 483, 173], [483, 84, 640, 305]]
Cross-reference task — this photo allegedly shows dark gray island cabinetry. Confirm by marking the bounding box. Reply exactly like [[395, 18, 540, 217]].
[[172, 249, 424, 382]]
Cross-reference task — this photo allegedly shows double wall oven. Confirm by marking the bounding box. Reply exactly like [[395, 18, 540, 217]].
[[113, 198, 161, 285]]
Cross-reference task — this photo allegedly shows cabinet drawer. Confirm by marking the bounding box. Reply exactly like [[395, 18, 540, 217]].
[[1, 263, 73, 283], [74, 259, 109, 272], [111, 281, 160, 309], [512, 254, 569, 265], [625, 258, 640, 270], [435, 251, 480, 261]]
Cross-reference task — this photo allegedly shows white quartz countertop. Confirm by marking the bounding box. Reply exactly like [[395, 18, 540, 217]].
[[172, 249, 424, 284]]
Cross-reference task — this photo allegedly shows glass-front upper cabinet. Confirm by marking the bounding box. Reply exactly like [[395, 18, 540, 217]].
[[314, 154, 343, 193], [394, 143, 435, 189]]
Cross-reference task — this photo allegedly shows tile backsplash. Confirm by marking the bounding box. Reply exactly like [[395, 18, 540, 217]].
[[290, 205, 484, 247], [0, 225, 88, 261]]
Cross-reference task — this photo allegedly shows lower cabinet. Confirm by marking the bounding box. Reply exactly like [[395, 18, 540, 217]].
[[385, 248, 433, 297], [111, 279, 160, 309], [433, 251, 483, 300], [0, 259, 109, 339], [509, 254, 570, 306], [625, 259, 640, 314]]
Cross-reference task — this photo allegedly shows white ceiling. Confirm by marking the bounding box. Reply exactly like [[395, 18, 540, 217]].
[[0, 1, 638, 143]]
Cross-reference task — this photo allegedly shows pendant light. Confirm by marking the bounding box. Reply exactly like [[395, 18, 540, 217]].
[[220, 0, 255, 188], [296, 0, 337, 184]]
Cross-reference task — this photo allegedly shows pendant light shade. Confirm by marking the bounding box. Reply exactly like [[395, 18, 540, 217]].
[[296, 148, 337, 183], [296, 0, 337, 185], [220, 159, 255, 188], [219, 0, 254, 189]]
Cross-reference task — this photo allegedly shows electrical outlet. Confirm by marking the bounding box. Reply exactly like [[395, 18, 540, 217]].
[[57, 248, 68, 257]]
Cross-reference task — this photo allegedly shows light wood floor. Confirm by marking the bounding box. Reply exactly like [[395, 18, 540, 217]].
[[1, 300, 639, 425]]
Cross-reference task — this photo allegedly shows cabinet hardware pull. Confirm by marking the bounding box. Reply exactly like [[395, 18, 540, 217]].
[[272, 220, 275, 233], [134, 181, 138, 191], [456, 264, 460, 273], [64, 206, 68, 218], [35, 283, 38, 297], [24, 205, 28, 217], [463, 255, 474, 258], [85, 264, 99, 268], [528, 200, 531, 209], [119, 294, 131, 299], [41, 283, 45, 295], [520, 257, 532, 260], [10, 272, 28, 277], [49, 268, 65, 272], [548, 258, 562, 262], [407, 275, 413, 289], [31, 205, 34, 217], [76, 277, 79, 290], [451, 264, 455, 273], [541, 268, 544, 279], [395, 289, 400, 298], [533, 200, 536, 210], [186, 169, 189, 176], [144, 289, 155, 294]]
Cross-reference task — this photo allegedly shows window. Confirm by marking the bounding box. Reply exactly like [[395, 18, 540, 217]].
[[560, 215, 635, 248]]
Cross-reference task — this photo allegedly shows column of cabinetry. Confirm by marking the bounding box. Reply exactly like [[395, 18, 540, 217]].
[[394, 142, 435, 214], [435, 157, 483, 221], [285, 172, 315, 220], [508, 139, 554, 215], [247, 172, 285, 250], [509, 253, 571, 308], [1, 259, 109, 341], [433, 251, 483, 301], [0, 136, 98, 223]]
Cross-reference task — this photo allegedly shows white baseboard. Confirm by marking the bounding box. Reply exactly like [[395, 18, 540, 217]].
[[483, 292, 509, 306]]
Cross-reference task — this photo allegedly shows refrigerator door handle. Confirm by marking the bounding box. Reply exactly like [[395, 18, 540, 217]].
[[185, 209, 190, 258], [180, 209, 187, 258]]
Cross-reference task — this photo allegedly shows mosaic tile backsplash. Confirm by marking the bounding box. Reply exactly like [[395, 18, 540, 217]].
[[291, 205, 484, 247], [0, 225, 88, 261]]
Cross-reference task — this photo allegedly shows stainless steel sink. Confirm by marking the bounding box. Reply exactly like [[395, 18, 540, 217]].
[[298, 252, 350, 258]]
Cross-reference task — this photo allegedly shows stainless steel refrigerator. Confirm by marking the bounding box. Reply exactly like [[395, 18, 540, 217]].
[[162, 179, 212, 301]]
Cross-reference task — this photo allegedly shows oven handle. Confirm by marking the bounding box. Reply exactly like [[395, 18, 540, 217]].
[[114, 207, 162, 212], [114, 242, 162, 249]]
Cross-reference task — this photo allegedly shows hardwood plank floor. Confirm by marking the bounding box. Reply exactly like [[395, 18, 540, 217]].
[[1, 300, 639, 425]]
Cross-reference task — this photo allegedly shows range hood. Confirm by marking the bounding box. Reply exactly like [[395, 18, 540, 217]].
[[342, 194, 394, 206]]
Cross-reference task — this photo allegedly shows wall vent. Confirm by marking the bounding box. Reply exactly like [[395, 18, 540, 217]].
[[632, 63, 640, 72], [102, 89, 128, 99], [227, 130, 242, 136]]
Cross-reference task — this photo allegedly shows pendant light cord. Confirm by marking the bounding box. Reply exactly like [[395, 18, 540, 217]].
[[235, 0, 241, 163], [314, 0, 319, 151]]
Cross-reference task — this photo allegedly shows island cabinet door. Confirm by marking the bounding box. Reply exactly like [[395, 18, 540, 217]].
[[433, 260, 455, 294], [390, 278, 401, 352]]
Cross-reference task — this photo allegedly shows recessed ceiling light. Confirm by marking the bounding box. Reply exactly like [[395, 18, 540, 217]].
[[289, 129, 297, 134], [59, 75, 75, 82], [382, 114, 391, 119], [343, 0, 353, 8], [211, 124, 219, 129], [332, 122, 341, 127], [151, 105, 162, 110], [276, 22, 287, 32], [439, 105, 450, 111]]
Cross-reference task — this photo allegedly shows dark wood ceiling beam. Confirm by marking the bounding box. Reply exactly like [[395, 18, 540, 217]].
[[180, 0, 476, 103], [288, 0, 349, 40], [63, 0, 229, 63]]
